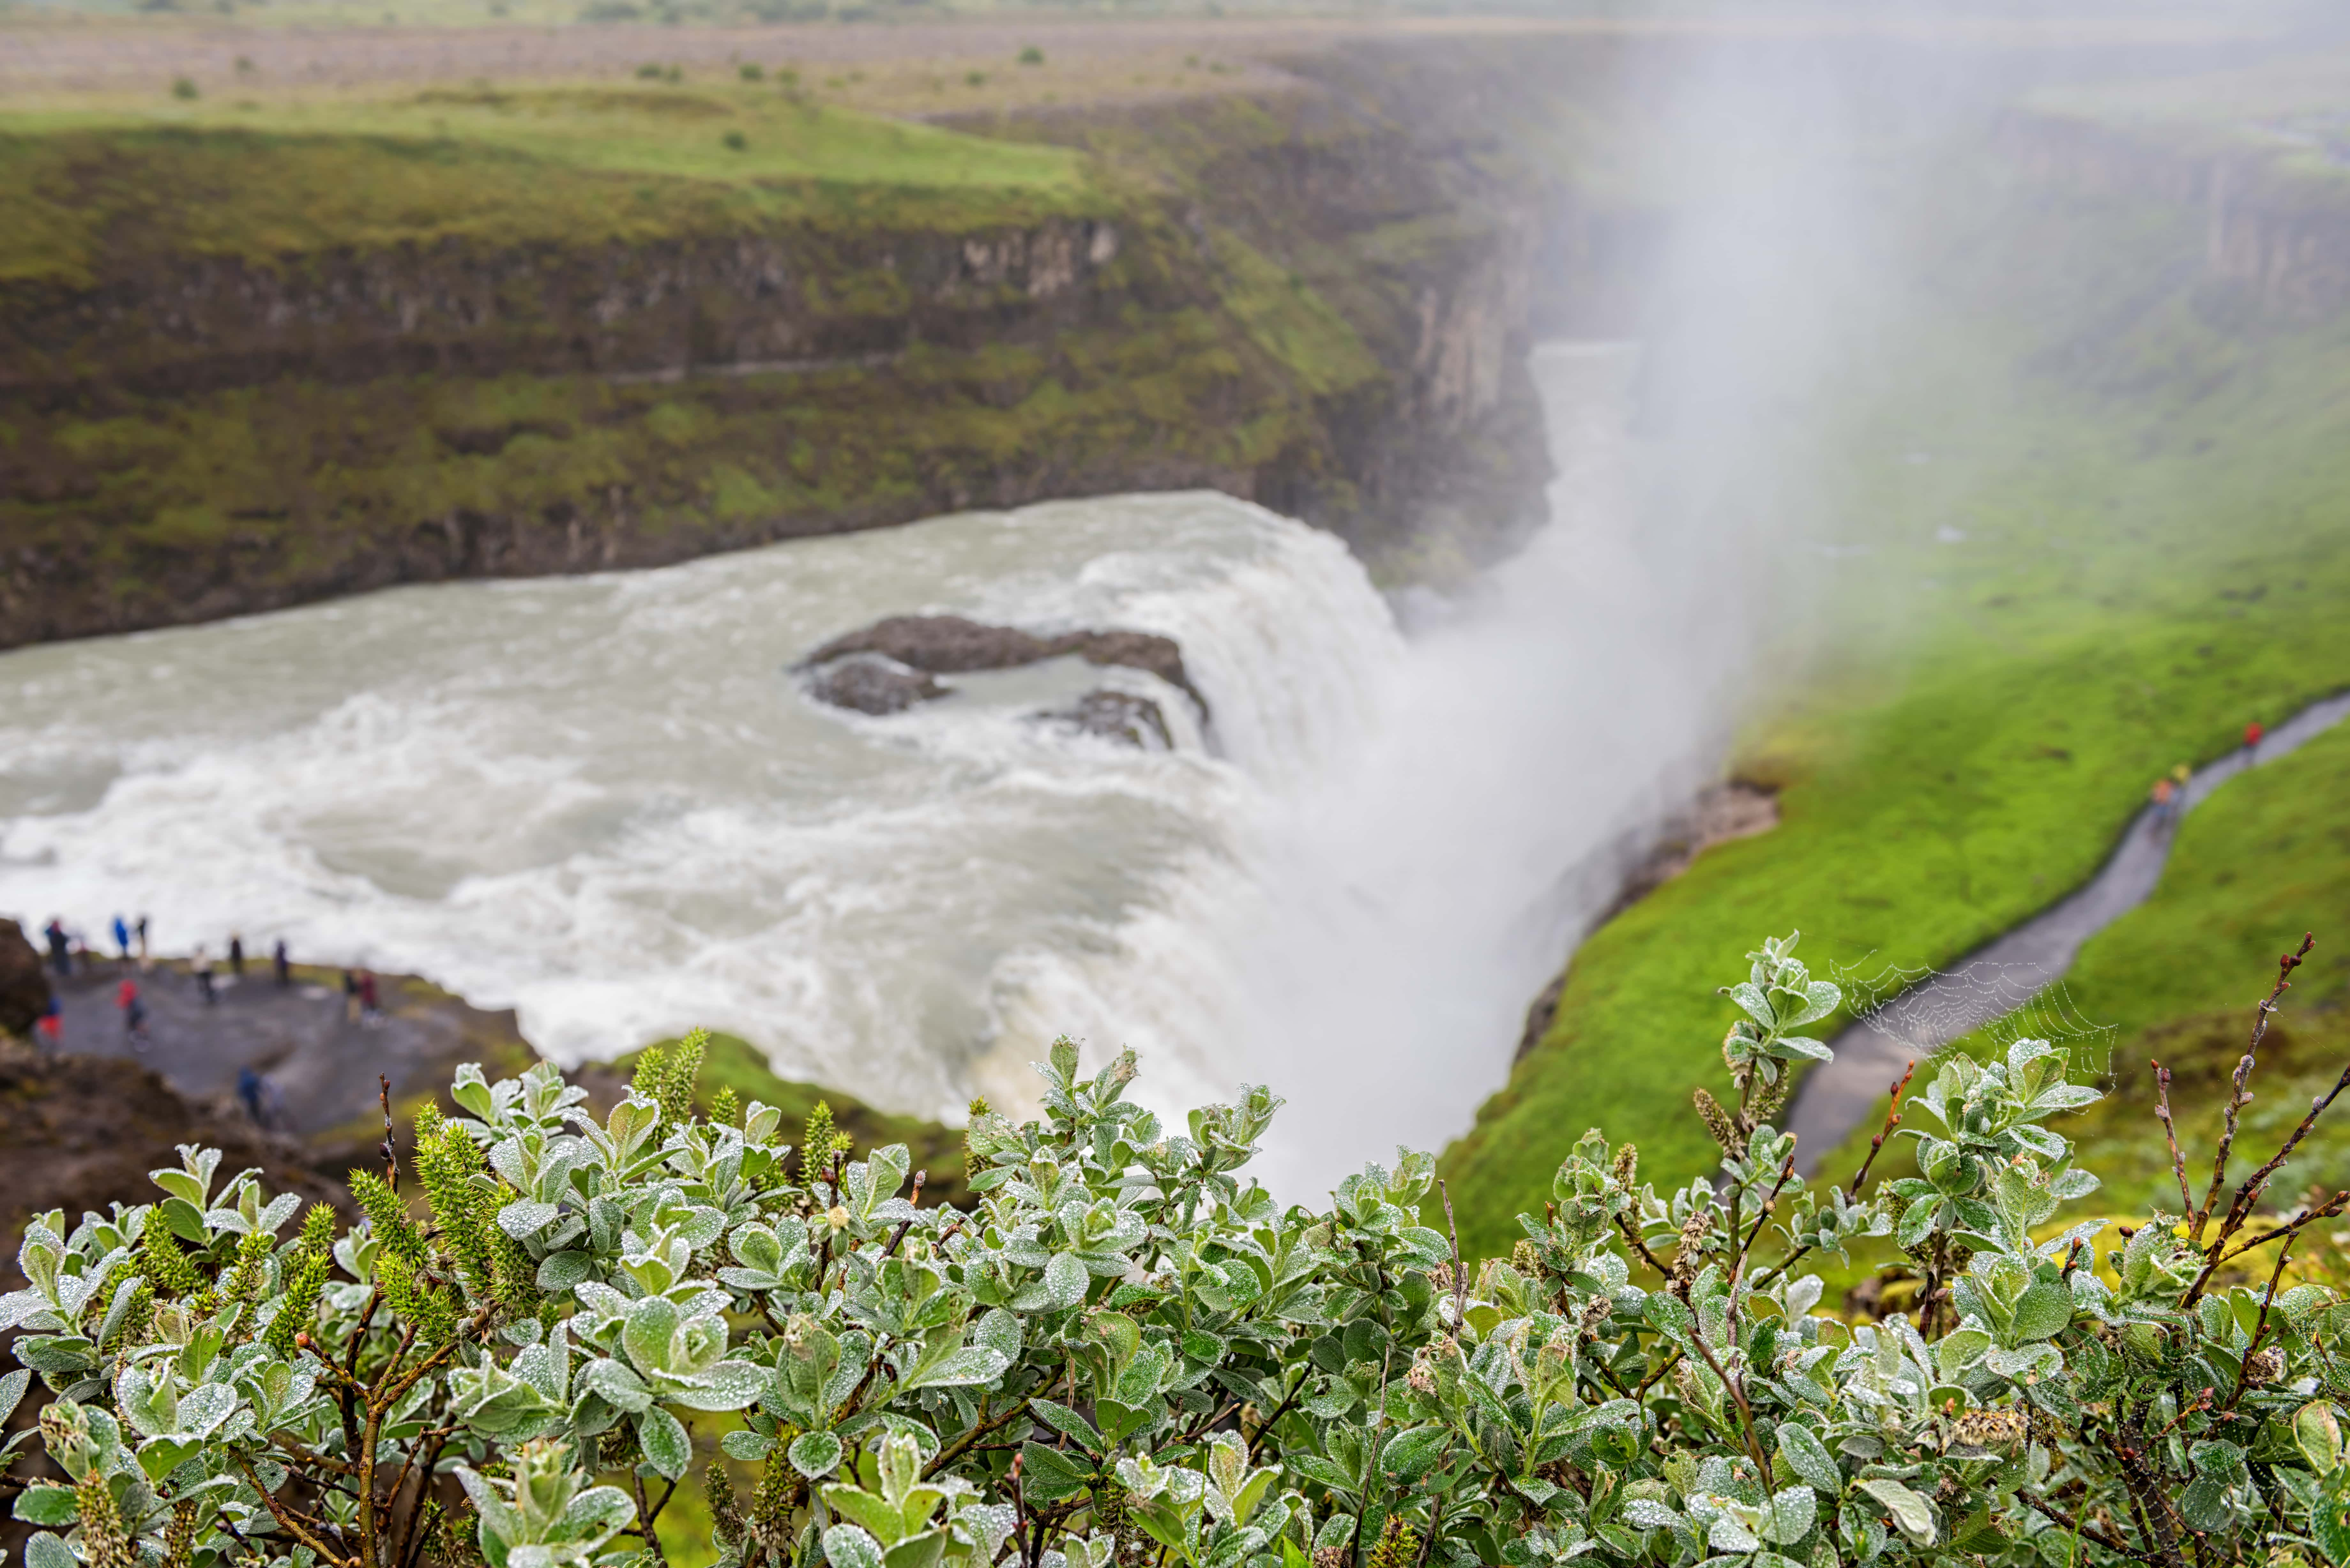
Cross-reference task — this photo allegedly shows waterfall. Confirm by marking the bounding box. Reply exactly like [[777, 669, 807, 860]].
[[0, 341, 1741, 1195], [0, 492, 1401, 1131]]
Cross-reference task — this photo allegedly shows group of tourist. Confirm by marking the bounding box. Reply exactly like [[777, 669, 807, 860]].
[[2148, 718, 2266, 829], [25, 914, 390, 1058]]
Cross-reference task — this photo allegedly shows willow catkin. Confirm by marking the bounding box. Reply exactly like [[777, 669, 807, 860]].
[[1365, 1515, 1418, 1568], [163, 1497, 200, 1568], [75, 1476, 135, 1568], [706, 1465, 746, 1554]]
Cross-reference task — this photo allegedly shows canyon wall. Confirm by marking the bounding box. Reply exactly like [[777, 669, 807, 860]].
[[2001, 110, 2350, 315], [0, 41, 1617, 648]]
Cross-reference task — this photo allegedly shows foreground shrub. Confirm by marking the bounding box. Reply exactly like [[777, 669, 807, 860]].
[[5, 934, 2348, 1568]]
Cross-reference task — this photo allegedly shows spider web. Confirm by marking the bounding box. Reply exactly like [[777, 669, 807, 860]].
[[1828, 952, 2115, 1075]]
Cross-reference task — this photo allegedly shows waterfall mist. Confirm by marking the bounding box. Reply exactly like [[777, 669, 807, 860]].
[[1217, 38, 1924, 1194]]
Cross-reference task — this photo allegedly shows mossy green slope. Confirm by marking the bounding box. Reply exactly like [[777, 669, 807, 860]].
[[0, 86, 1092, 287], [1439, 144, 2350, 1261], [0, 73, 1536, 643]]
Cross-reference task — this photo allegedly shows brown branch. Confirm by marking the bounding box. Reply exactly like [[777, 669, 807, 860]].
[[2149, 1061, 2195, 1220], [2192, 933, 2313, 1248], [1615, 1213, 1669, 1278], [380, 1075, 399, 1193], [2114, 1411, 2189, 1568], [2021, 1492, 2157, 1564], [2224, 1240, 2296, 1413], [2183, 1190, 2348, 1308], [236, 1456, 356, 1568], [1633, 1347, 1684, 1398], [1744, 1245, 1813, 1294], [879, 1170, 929, 1258], [1439, 1180, 1467, 1323], [1176, 1399, 1245, 1446], [270, 1432, 360, 1477], [927, 1396, 1036, 1476], [1730, 1153, 1796, 1280], [1849, 1062, 1915, 1199], [358, 1323, 417, 1566], [1244, 1377, 1309, 1462], [632, 1471, 669, 1568], [1683, 1320, 1769, 1479], [390, 1429, 454, 1568], [336, 1286, 382, 1463]]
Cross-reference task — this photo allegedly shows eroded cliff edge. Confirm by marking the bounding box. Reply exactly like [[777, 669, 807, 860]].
[[0, 39, 1624, 647]]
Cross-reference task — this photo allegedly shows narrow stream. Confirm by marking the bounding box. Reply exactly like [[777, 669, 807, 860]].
[[1785, 689, 2350, 1172]]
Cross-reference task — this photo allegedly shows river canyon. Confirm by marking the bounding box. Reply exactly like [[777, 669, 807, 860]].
[[9, 14, 2347, 1223], [0, 337, 1759, 1196]]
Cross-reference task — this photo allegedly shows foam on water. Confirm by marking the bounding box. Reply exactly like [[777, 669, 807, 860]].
[[0, 344, 1745, 1194], [0, 492, 1394, 1132]]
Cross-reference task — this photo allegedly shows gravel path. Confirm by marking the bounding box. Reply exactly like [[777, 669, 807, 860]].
[[1785, 690, 2350, 1173]]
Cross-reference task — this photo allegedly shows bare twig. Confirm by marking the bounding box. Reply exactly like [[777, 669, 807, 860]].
[[2150, 1060, 2195, 1219], [2192, 934, 2313, 1247], [1684, 1323, 1770, 1479], [2224, 1239, 2296, 1413], [1439, 1179, 1468, 1323], [1849, 1062, 1915, 1198], [632, 1471, 669, 1568], [235, 1456, 355, 1568], [1614, 1213, 1669, 1278], [1731, 1152, 1796, 1279], [380, 1075, 398, 1192], [2020, 1492, 2157, 1564], [1634, 1347, 1685, 1398], [1243, 1374, 1309, 1461], [2183, 1191, 2350, 1308], [926, 1397, 1035, 1477]]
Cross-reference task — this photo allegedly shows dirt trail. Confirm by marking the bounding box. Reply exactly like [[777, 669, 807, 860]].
[[1785, 690, 2350, 1173]]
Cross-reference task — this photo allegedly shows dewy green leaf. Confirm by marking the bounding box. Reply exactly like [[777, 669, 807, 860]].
[[788, 1430, 845, 1480], [1031, 1399, 1107, 1456], [4, 931, 2330, 1568], [1774, 1423, 1839, 1495], [824, 1524, 886, 1568], [636, 1406, 691, 1480], [1856, 1479, 1935, 1546], [2007, 1280, 2073, 1344], [1043, 1251, 1090, 1310], [2180, 1476, 2232, 1535], [1758, 1486, 1815, 1546]]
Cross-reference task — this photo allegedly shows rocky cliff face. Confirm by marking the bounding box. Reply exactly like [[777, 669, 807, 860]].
[[2, 215, 1132, 396], [0, 43, 1589, 648], [2001, 110, 2350, 316]]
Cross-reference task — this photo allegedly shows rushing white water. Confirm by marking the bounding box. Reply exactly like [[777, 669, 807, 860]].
[[1220, 342, 1738, 1195], [0, 342, 1744, 1193]]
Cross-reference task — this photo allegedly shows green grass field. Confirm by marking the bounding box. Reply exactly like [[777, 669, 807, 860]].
[[1803, 713, 2350, 1217], [0, 81, 1095, 285], [1437, 129, 2350, 1259]]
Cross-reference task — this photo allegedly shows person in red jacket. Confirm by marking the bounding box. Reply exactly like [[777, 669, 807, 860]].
[[117, 976, 149, 1051], [2245, 718, 2265, 757]]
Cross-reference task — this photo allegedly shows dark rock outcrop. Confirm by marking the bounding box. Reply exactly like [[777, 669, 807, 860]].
[[1036, 689, 1174, 750], [802, 614, 1210, 721], [0, 1037, 347, 1289], [1515, 783, 1780, 1061], [802, 653, 948, 716], [0, 919, 47, 1038]]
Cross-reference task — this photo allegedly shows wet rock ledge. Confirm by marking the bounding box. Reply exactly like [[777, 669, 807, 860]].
[[800, 614, 1207, 748]]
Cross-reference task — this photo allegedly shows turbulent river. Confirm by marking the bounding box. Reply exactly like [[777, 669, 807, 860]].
[[0, 343, 1740, 1194]]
